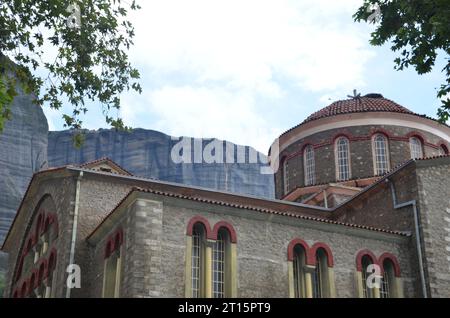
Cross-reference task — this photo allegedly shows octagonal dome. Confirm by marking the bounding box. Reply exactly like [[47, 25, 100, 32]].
[[303, 94, 414, 124]]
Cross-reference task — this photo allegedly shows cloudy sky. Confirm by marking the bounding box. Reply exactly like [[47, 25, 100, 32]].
[[44, 0, 448, 153]]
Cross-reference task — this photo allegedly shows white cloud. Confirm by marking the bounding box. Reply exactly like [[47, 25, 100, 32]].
[[123, 86, 280, 152], [120, 0, 375, 152]]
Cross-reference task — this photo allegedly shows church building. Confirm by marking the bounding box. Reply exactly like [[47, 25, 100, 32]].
[[2, 93, 450, 298]]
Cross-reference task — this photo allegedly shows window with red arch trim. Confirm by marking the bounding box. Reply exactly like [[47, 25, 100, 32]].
[[186, 216, 212, 239], [102, 228, 124, 298], [12, 196, 60, 298], [287, 238, 311, 264], [212, 221, 237, 243], [379, 253, 401, 298], [310, 242, 334, 267], [288, 239, 335, 298], [104, 228, 124, 259], [378, 253, 401, 277], [355, 249, 379, 272], [439, 144, 449, 155], [310, 242, 334, 298]]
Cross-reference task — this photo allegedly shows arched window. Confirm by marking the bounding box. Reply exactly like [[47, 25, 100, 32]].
[[361, 255, 375, 298], [409, 137, 423, 159], [102, 229, 123, 298], [312, 249, 324, 298], [379, 253, 402, 298], [289, 240, 335, 298], [292, 244, 308, 298], [380, 259, 393, 298], [335, 137, 351, 181], [212, 228, 231, 298], [311, 245, 334, 298], [372, 134, 390, 175], [283, 158, 290, 194], [187, 218, 236, 298], [439, 144, 449, 156], [192, 223, 207, 298], [11, 196, 59, 298], [303, 145, 316, 186]]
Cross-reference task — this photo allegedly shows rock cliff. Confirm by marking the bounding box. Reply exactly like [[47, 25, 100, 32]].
[[0, 90, 48, 245], [48, 129, 275, 198]]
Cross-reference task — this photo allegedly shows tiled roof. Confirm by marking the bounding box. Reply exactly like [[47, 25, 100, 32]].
[[87, 186, 410, 241], [303, 94, 414, 124], [78, 157, 133, 176], [274, 94, 450, 142]]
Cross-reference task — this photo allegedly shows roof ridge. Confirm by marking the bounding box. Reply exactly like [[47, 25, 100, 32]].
[[272, 95, 450, 147]]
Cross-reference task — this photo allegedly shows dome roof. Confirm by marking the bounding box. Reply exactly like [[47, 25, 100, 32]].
[[303, 93, 414, 124]]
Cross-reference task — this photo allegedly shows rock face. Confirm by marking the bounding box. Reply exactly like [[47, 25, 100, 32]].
[[48, 129, 275, 198], [0, 90, 48, 245]]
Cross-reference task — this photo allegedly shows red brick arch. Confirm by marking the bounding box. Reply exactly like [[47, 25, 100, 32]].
[[356, 249, 379, 271], [438, 142, 449, 154], [379, 252, 401, 277], [333, 133, 352, 143], [287, 238, 311, 263], [186, 216, 213, 240], [212, 221, 237, 243], [406, 131, 426, 144], [301, 143, 315, 153], [104, 228, 124, 259], [370, 128, 392, 139], [310, 242, 334, 267]]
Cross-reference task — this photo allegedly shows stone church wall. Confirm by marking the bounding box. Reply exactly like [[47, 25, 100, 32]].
[[94, 192, 419, 298], [276, 124, 446, 199], [415, 160, 450, 298]]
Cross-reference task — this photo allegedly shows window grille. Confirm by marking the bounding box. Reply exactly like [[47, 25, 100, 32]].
[[336, 137, 350, 180], [304, 145, 316, 186]]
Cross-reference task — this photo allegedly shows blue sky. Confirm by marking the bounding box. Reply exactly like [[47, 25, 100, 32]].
[[43, 0, 449, 153]]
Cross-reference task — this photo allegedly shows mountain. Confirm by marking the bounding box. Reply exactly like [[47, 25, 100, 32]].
[[48, 129, 275, 198], [0, 89, 48, 247]]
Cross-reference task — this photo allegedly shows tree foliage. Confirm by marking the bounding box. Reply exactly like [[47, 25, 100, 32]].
[[0, 0, 142, 145], [354, 0, 450, 122]]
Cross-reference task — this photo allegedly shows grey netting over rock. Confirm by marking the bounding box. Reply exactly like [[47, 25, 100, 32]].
[[48, 129, 275, 198], [0, 88, 48, 245]]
